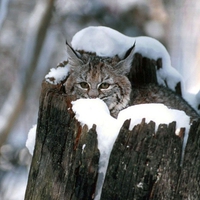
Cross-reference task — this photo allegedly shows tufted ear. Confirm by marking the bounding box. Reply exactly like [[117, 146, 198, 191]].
[[114, 42, 136, 75], [66, 41, 84, 67]]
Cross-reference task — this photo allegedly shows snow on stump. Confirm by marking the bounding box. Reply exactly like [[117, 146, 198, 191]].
[[25, 54, 200, 200]]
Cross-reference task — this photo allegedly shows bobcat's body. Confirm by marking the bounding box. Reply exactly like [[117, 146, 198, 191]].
[[64, 43, 199, 119], [131, 84, 199, 118]]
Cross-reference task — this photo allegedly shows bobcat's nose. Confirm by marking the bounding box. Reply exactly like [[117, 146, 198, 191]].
[[88, 89, 99, 99]]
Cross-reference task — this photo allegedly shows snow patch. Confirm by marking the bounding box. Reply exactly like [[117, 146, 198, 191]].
[[26, 124, 37, 156], [184, 91, 200, 114], [118, 103, 190, 133], [45, 65, 70, 85], [72, 99, 120, 200], [71, 26, 183, 92]]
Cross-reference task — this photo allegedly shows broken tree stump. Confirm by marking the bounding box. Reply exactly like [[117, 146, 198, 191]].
[[25, 54, 200, 199], [101, 120, 200, 199], [25, 82, 100, 200]]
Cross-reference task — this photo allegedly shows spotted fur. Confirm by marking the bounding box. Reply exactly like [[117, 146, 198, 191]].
[[65, 43, 135, 117]]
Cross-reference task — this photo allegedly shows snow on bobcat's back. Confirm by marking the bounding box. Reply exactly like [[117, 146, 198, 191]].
[[71, 26, 183, 92]]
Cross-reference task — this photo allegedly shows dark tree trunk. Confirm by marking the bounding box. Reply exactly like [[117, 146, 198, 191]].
[[25, 55, 200, 200], [25, 83, 100, 200], [101, 119, 200, 199]]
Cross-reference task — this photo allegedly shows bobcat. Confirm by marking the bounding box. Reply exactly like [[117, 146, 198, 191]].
[[65, 42, 134, 118], [64, 42, 199, 119]]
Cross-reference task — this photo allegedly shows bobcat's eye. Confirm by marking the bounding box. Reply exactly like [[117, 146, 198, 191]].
[[99, 82, 110, 90], [79, 82, 89, 89]]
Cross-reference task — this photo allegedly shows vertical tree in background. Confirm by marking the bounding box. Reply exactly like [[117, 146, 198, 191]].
[[166, 0, 200, 93], [0, 0, 55, 146]]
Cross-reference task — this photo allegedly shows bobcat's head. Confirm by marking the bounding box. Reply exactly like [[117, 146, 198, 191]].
[[65, 42, 135, 117]]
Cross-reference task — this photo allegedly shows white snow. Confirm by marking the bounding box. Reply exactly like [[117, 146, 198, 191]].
[[184, 91, 200, 114], [45, 65, 70, 84], [72, 99, 120, 200], [118, 103, 190, 133], [72, 98, 190, 200], [26, 124, 37, 156], [71, 26, 183, 92]]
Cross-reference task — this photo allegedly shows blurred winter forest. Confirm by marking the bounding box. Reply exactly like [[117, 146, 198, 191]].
[[0, 0, 200, 199]]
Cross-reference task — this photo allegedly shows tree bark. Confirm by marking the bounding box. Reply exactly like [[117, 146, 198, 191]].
[[25, 82, 100, 200], [101, 119, 200, 199], [25, 55, 200, 199]]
